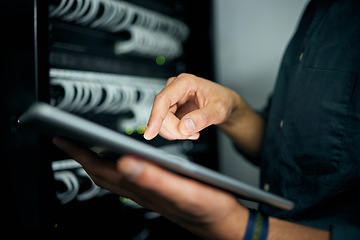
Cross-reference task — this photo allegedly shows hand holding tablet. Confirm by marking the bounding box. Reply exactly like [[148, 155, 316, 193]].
[[19, 102, 294, 210]]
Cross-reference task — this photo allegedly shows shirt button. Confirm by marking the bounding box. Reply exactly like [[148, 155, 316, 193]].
[[264, 183, 270, 192], [280, 119, 284, 128], [299, 52, 304, 61]]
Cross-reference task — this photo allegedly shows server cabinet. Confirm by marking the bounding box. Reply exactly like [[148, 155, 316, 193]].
[[2, 0, 217, 237]]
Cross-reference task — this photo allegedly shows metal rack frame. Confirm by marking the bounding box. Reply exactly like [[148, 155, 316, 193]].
[[2, 0, 217, 236]]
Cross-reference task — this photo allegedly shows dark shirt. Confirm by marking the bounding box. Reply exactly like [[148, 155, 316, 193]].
[[257, 0, 360, 238]]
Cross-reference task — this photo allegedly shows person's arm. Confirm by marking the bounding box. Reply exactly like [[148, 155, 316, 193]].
[[53, 137, 330, 240], [217, 92, 267, 162], [143, 73, 266, 160]]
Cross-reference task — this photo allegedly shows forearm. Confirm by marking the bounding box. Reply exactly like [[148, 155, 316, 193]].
[[268, 217, 330, 240], [219, 92, 267, 162], [54, 137, 330, 240]]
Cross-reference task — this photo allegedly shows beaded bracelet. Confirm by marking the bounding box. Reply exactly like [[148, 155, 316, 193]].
[[244, 209, 269, 240]]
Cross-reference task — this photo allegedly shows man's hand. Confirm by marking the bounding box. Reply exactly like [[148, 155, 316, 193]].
[[53, 137, 248, 239], [144, 73, 266, 160], [52, 73, 330, 239], [144, 73, 240, 141], [53, 137, 330, 240]]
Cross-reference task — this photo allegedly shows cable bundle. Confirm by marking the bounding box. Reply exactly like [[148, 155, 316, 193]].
[[50, 68, 166, 132], [49, 0, 189, 59]]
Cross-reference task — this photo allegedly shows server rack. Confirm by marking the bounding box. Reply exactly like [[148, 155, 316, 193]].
[[2, 0, 217, 237]]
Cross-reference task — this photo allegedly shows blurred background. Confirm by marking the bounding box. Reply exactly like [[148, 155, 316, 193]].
[[1, 0, 307, 236]]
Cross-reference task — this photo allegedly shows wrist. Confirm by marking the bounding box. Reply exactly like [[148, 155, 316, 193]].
[[189, 202, 249, 240], [218, 90, 247, 129], [218, 91, 266, 160], [244, 209, 269, 240]]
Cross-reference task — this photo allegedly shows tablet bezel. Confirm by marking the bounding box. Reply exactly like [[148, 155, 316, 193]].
[[19, 102, 294, 210]]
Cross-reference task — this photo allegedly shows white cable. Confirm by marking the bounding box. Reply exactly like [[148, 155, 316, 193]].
[[49, 0, 68, 18], [76, 168, 101, 201], [50, 69, 166, 122], [56, 0, 75, 18], [76, 0, 100, 25], [62, 0, 84, 21], [51, 79, 75, 111], [49, 0, 190, 41], [54, 170, 80, 204]]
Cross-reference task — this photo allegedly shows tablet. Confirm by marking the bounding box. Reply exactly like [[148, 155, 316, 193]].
[[19, 102, 294, 210]]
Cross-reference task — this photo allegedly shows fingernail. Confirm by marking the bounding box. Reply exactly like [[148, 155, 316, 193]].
[[188, 134, 199, 140], [143, 125, 155, 140], [122, 158, 144, 180], [143, 126, 152, 140], [185, 119, 196, 133]]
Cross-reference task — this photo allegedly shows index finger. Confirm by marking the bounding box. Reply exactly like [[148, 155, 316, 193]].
[[143, 75, 194, 140]]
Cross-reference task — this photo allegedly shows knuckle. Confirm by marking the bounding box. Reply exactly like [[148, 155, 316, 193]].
[[196, 110, 211, 127], [177, 73, 197, 83], [166, 77, 176, 86], [215, 100, 227, 113], [153, 91, 168, 104], [167, 76, 176, 81], [177, 73, 191, 79], [153, 92, 162, 101], [210, 100, 229, 124], [138, 166, 163, 190]]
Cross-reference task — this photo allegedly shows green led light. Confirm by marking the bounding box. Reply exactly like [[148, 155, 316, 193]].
[[137, 125, 146, 135], [119, 196, 129, 203], [156, 56, 166, 65], [125, 126, 134, 135]]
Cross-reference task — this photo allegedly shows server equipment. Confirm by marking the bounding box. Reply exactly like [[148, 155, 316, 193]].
[[2, 0, 216, 238]]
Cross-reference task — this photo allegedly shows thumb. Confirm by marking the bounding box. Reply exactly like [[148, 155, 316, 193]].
[[179, 104, 222, 136]]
